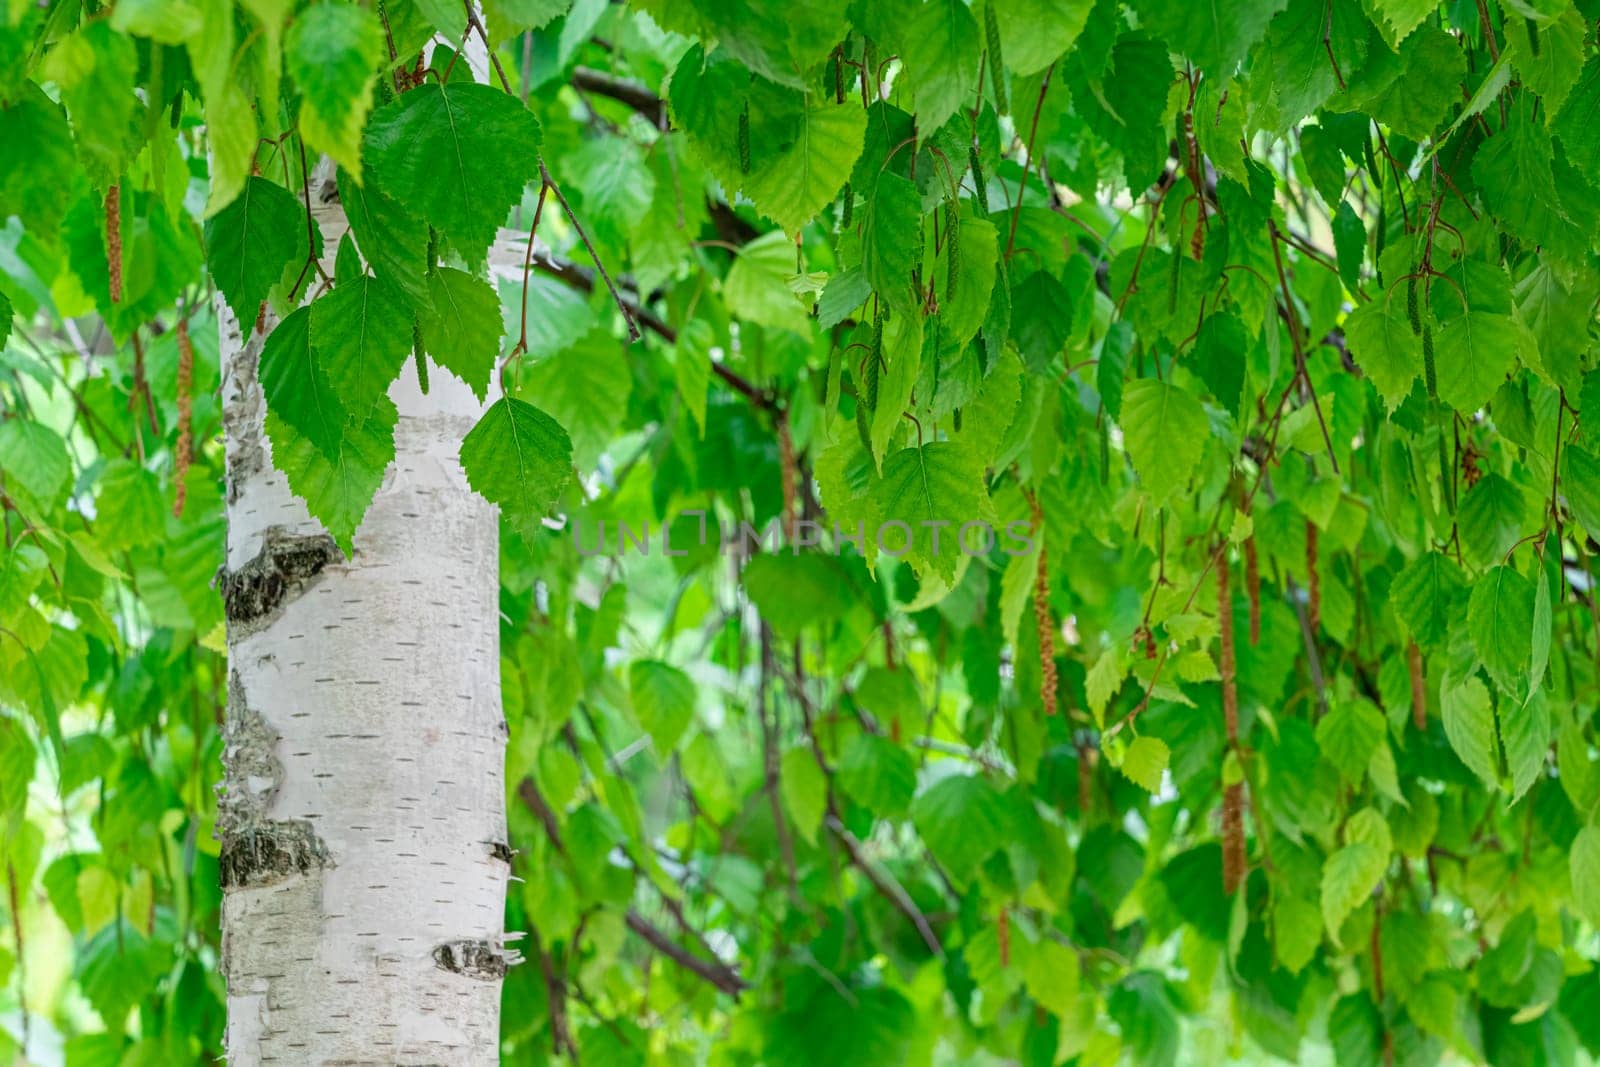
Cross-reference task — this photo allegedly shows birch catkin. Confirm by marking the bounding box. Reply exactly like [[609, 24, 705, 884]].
[[106, 184, 123, 304], [1306, 521, 1321, 633], [1408, 640, 1426, 732], [1030, 492, 1057, 716], [1218, 547, 1245, 894]]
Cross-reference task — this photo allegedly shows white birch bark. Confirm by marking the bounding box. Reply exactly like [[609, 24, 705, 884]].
[[216, 177, 511, 1062]]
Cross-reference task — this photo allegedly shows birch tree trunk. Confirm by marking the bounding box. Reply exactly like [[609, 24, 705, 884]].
[[214, 182, 510, 1062]]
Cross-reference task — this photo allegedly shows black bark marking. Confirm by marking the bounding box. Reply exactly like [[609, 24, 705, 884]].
[[220, 526, 342, 635], [433, 939, 509, 980], [489, 841, 514, 865], [220, 821, 332, 889]]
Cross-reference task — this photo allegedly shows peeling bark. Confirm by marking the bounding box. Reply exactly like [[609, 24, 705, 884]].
[[219, 527, 341, 636], [433, 939, 512, 981]]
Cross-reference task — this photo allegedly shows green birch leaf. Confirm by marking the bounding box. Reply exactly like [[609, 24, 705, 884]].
[[310, 267, 414, 419], [1435, 312, 1531, 415], [674, 319, 713, 437], [1322, 841, 1386, 943], [258, 307, 347, 459], [1121, 736, 1169, 793], [629, 660, 696, 754], [1561, 443, 1600, 536], [911, 773, 1010, 885], [1390, 552, 1465, 648], [481, 0, 571, 44], [743, 98, 866, 234], [869, 310, 923, 466], [780, 747, 828, 846], [1274, 895, 1322, 974], [45, 22, 141, 186], [0, 85, 80, 234], [995, 0, 1093, 75], [838, 733, 917, 817], [267, 395, 398, 554], [419, 268, 503, 402], [458, 396, 573, 536], [338, 167, 430, 309], [286, 2, 384, 179], [1344, 293, 1421, 411], [0, 421, 70, 504], [1333, 200, 1365, 290], [1530, 563, 1553, 700], [1472, 106, 1577, 258], [894, 0, 982, 135], [1366, 0, 1438, 46], [1316, 699, 1385, 784], [863, 172, 923, 315], [1441, 677, 1499, 790], [869, 441, 994, 583], [1502, 690, 1550, 803], [1467, 565, 1535, 697], [363, 82, 542, 259], [1572, 826, 1600, 926], [1128, 0, 1286, 74], [938, 217, 999, 345], [204, 177, 308, 331], [1120, 379, 1207, 505], [1457, 473, 1528, 568], [1554, 54, 1600, 174]]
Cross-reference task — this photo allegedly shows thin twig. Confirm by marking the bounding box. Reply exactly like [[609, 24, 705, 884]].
[[539, 159, 641, 341]]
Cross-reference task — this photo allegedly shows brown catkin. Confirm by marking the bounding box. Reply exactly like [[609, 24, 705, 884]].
[[1222, 782, 1246, 894], [997, 907, 1010, 967], [1407, 640, 1426, 732], [106, 184, 123, 304], [1029, 492, 1058, 716], [777, 415, 798, 541], [1218, 548, 1239, 744], [172, 316, 194, 517], [1306, 521, 1321, 632], [1244, 533, 1261, 647], [1219, 549, 1247, 898]]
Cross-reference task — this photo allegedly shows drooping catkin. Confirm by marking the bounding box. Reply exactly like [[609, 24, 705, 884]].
[[172, 316, 194, 518], [984, 1, 1008, 115], [106, 185, 123, 304], [997, 906, 1010, 968], [1306, 521, 1321, 633], [778, 416, 798, 541], [738, 105, 751, 175], [943, 201, 960, 305], [1030, 492, 1057, 716], [1219, 548, 1245, 893], [1222, 782, 1246, 894], [969, 145, 990, 214], [1408, 640, 1426, 732]]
